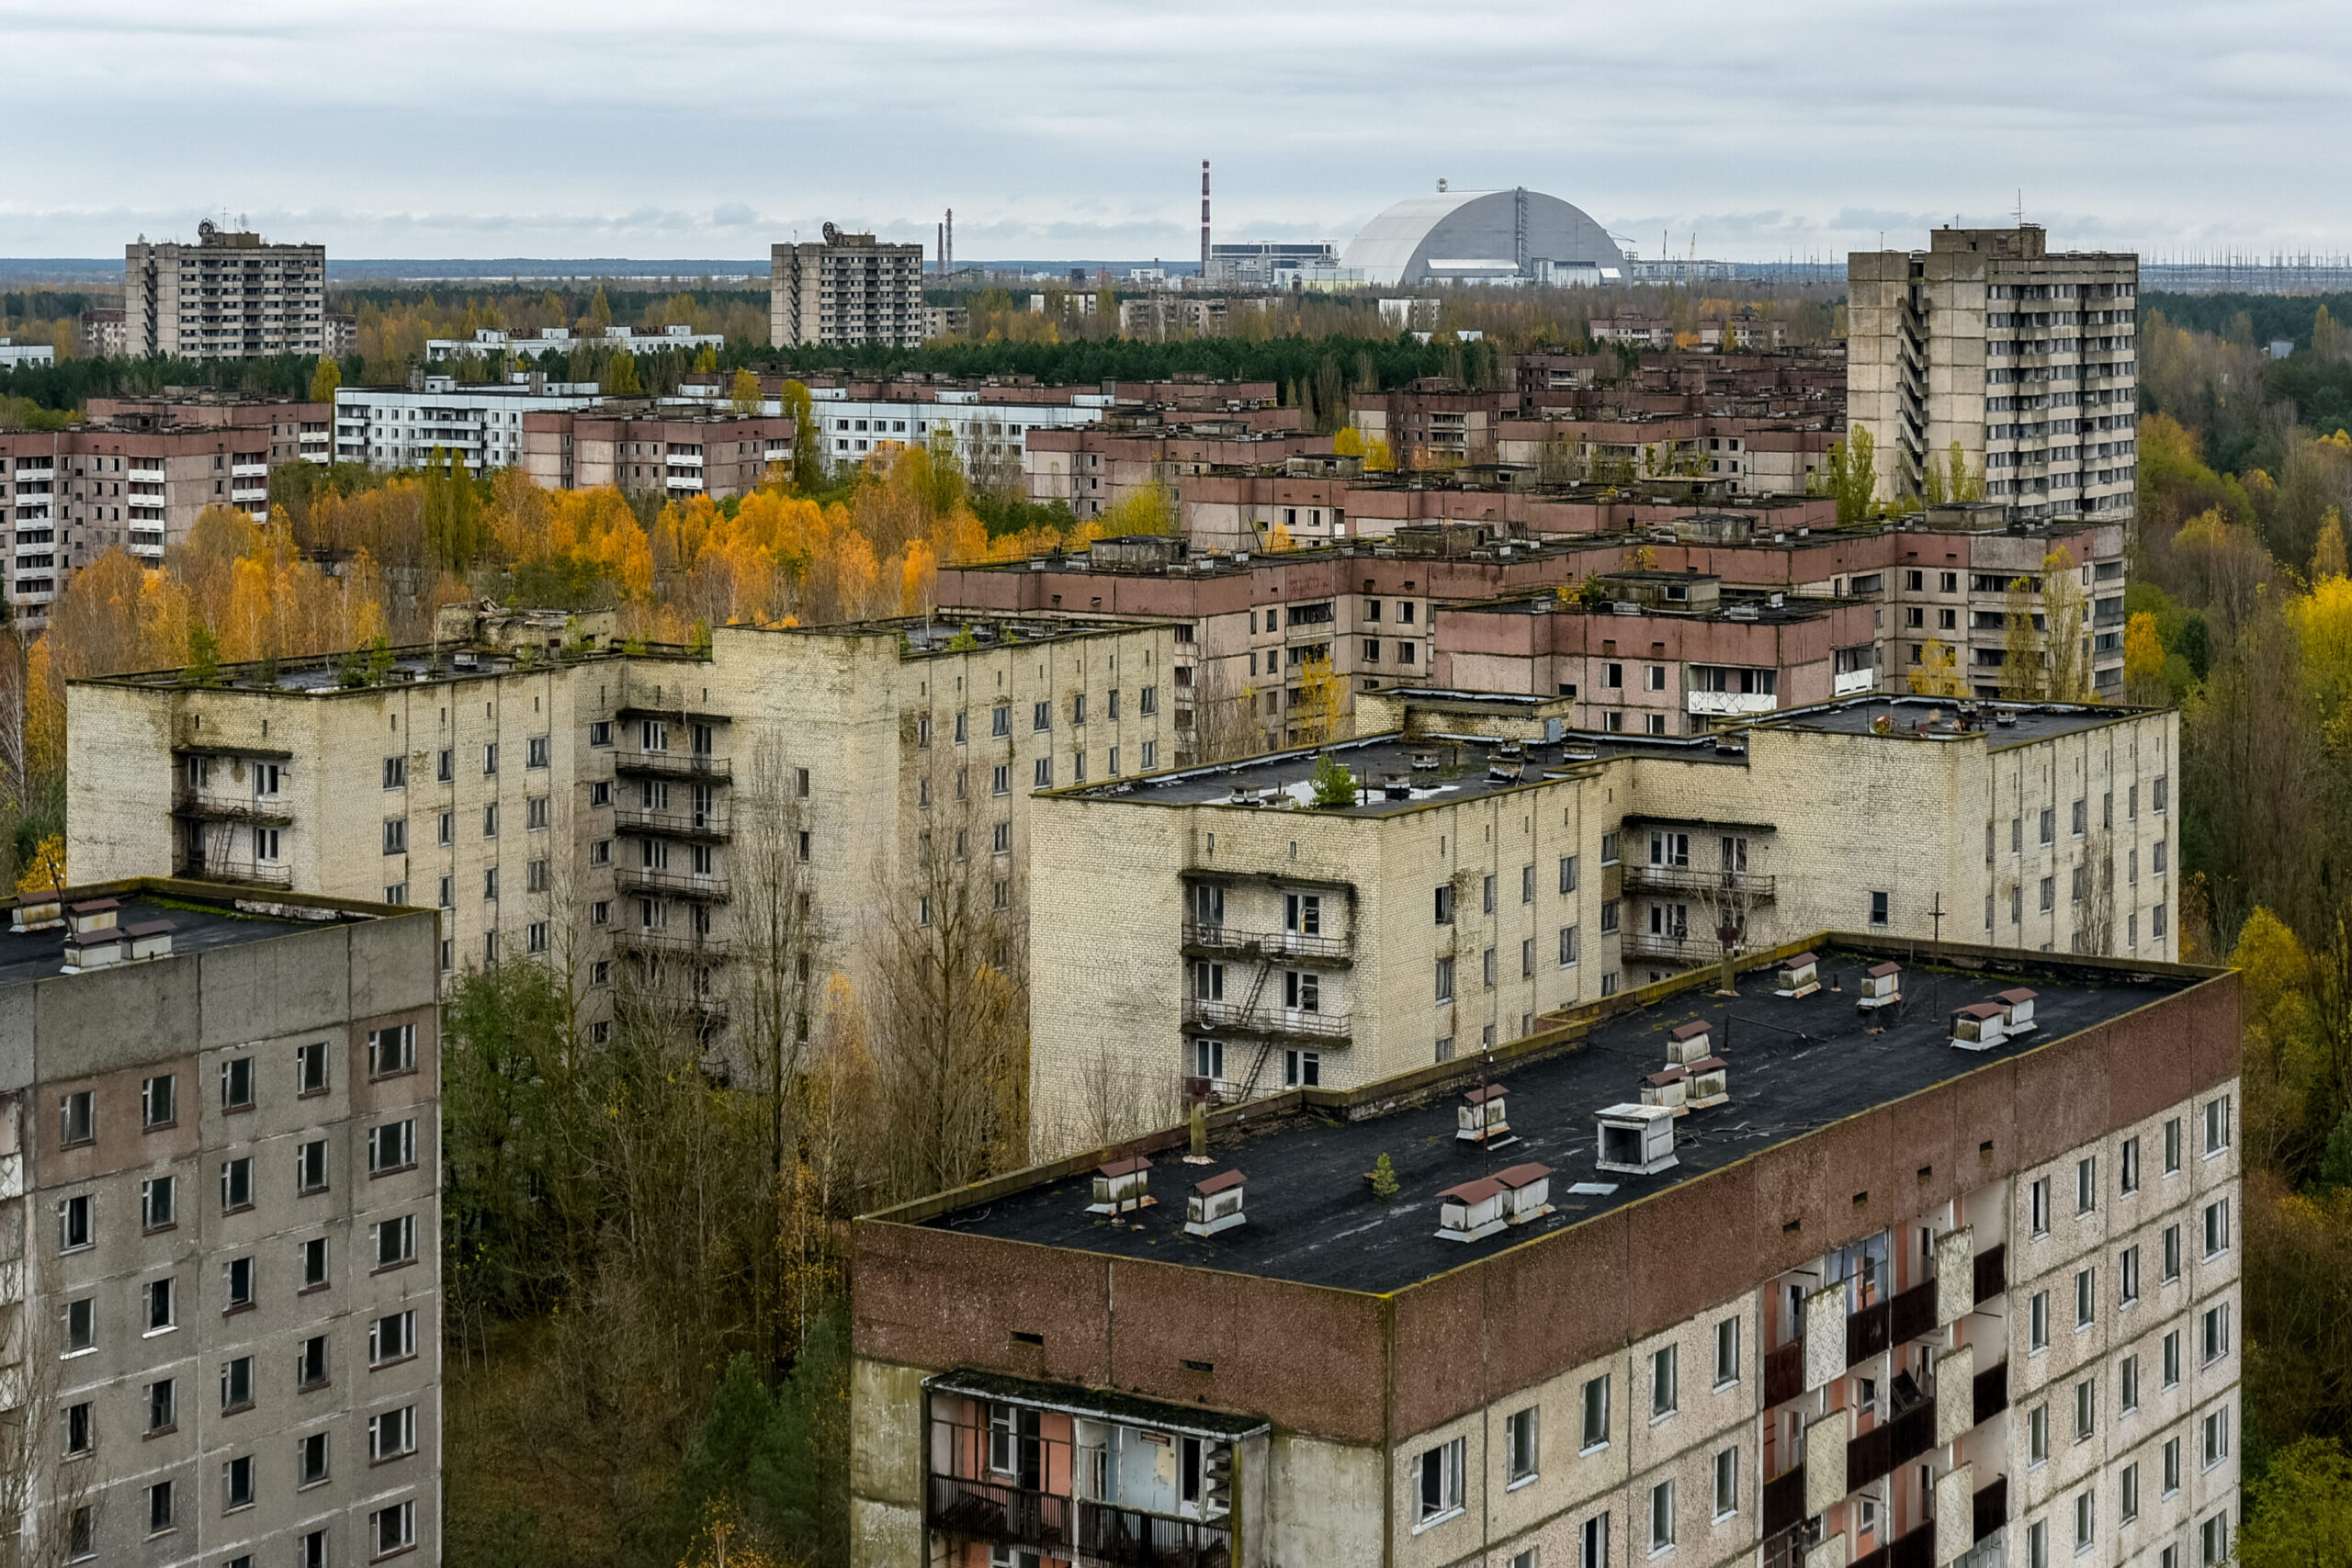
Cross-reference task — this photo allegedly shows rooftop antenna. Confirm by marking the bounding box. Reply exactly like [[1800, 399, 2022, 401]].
[[2015, 190, 2025, 227]]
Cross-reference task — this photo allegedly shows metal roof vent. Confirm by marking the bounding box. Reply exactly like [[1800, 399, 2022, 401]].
[[1183, 1169, 1247, 1236], [1641, 1066, 1690, 1114], [1666, 1020, 1714, 1065], [1383, 773, 1410, 800], [1457, 1084, 1517, 1147], [1858, 962, 1902, 1010], [1410, 750, 1441, 772], [12, 896, 63, 933], [1996, 987, 2038, 1033], [1950, 1001, 2008, 1052], [67, 898, 119, 939], [1775, 953, 1821, 998], [1435, 1176, 1510, 1242], [124, 920, 175, 960], [1684, 1056, 1730, 1109], [1595, 1103, 1679, 1175], [1089, 1155, 1155, 1215]]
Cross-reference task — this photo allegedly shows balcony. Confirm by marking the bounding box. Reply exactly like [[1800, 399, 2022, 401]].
[[1620, 930, 1713, 963], [1973, 1359, 2009, 1427], [1182, 998, 1350, 1042], [610, 928, 730, 961], [173, 857, 293, 889], [614, 864, 729, 902], [928, 1475, 1070, 1555], [1687, 689, 1778, 717], [1619, 864, 1776, 901], [170, 787, 292, 828], [612, 806, 730, 841], [614, 749, 730, 782], [1972, 1243, 2006, 1303], [1181, 922, 1351, 964], [1077, 1501, 1232, 1568]]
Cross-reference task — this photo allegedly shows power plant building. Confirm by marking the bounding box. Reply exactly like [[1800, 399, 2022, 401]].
[[1342, 188, 1626, 288]]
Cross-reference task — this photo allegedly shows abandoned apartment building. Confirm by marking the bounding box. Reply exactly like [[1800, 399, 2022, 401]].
[[2, 877, 441, 1568], [1027, 692, 2177, 1150], [851, 936, 2240, 1568], [64, 605, 1175, 1049]]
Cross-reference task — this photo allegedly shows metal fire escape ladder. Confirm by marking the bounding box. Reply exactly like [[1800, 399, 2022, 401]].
[[1229, 958, 1282, 1101]]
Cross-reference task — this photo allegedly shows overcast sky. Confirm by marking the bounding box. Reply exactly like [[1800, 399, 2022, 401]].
[[3, 0, 2342, 263]]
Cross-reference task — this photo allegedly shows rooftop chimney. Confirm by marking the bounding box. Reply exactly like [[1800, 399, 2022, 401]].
[[1858, 961, 1902, 1010], [1183, 1169, 1248, 1236]]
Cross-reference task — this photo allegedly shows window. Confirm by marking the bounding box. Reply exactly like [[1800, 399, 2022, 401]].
[[369, 1120, 416, 1175], [1483, 947, 1497, 987], [1034, 758, 1052, 788], [148, 1479, 175, 1536], [1582, 1515, 1610, 1568], [482, 802, 499, 838], [2073, 1488, 2094, 1553], [382, 755, 406, 789], [1559, 853, 1579, 894], [65, 1295, 95, 1353], [2075, 1267, 2095, 1328], [1414, 1436, 1465, 1526], [300, 1333, 329, 1389], [1713, 1446, 1737, 1518], [1507, 1405, 1539, 1485], [2204, 1197, 2230, 1257], [1600, 898, 1620, 934], [1434, 956, 1454, 1003], [300, 1430, 330, 1486], [2201, 1406, 2229, 1469], [369, 1023, 415, 1077], [58, 1192, 93, 1251], [482, 742, 499, 775], [1581, 1374, 1610, 1450], [1714, 1317, 1740, 1385], [2030, 1290, 2050, 1351], [2164, 1435, 2182, 1495], [220, 1055, 258, 1112], [2031, 1176, 2051, 1235], [2165, 1115, 2183, 1174], [437, 811, 453, 846], [303, 1236, 329, 1291], [67, 1506, 93, 1562], [2075, 1376, 2095, 1440], [436, 748, 454, 782], [1434, 883, 1455, 924], [64, 1398, 93, 1455], [2202, 1302, 2231, 1363], [2121, 1353, 2140, 1412], [2164, 1329, 2182, 1388], [2204, 1094, 2232, 1155], [373, 1214, 416, 1270], [2121, 1135, 2140, 1193], [224, 1452, 257, 1510], [142, 1073, 175, 1128], [142, 1174, 176, 1231], [2076, 1156, 2096, 1213], [2154, 774, 2168, 814], [2120, 1245, 2140, 1304], [371, 1404, 419, 1461], [147, 1378, 175, 1434], [1283, 1049, 1320, 1087], [1648, 1478, 1675, 1552], [2040, 807, 2055, 845], [147, 1275, 175, 1332], [1869, 889, 1889, 925], [1559, 925, 1580, 967], [589, 720, 612, 748], [382, 817, 409, 854], [1033, 700, 1051, 732], [2029, 1403, 2050, 1465], [299, 1138, 328, 1194], [221, 1354, 254, 1411], [369, 1310, 417, 1366], [221, 1156, 254, 1212], [1651, 1344, 1678, 1417], [1600, 830, 1620, 865], [225, 1255, 254, 1311], [298, 1041, 328, 1095], [373, 1499, 417, 1559], [1142, 740, 1158, 770]]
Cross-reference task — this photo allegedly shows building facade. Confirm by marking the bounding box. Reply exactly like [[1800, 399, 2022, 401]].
[[1025, 694, 2179, 1143], [1849, 227, 2138, 521], [852, 936, 2238, 1568], [332, 377, 603, 471], [770, 227, 925, 350], [4, 877, 440, 1568], [519, 408, 794, 497], [125, 224, 327, 360], [425, 324, 725, 361], [65, 612, 1177, 1055]]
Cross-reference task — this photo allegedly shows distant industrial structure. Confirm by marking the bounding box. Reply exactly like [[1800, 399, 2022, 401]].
[[1341, 186, 1627, 288]]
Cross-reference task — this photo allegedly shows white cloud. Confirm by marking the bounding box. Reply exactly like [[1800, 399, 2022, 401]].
[[2, 0, 2344, 260]]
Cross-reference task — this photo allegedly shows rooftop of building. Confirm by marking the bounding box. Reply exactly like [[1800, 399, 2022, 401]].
[[1767, 694, 2158, 749], [727, 612, 1162, 658], [74, 635, 698, 695], [910, 939, 2205, 1293], [0, 878, 395, 989]]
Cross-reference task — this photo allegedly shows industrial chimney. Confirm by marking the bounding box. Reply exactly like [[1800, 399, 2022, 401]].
[[945, 209, 954, 279], [1200, 161, 1210, 283]]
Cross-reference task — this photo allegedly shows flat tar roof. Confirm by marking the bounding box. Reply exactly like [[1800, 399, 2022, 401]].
[[1770, 696, 2155, 747], [0, 885, 382, 989], [925, 945, 2191, 1294]]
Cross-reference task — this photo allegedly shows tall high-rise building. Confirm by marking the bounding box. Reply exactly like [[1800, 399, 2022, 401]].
[[769, 225, 924, 350], [124, 221, 328, 360], [1848, 227, 2139, 522]]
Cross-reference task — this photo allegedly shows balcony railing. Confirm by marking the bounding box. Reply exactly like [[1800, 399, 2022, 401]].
[[1764, 1341, 1804, 1406], [609, 928, 730, 960], [1972, 1476, 2008, 1543], [170, 788, 293, 827], [1076, 1501, 1231, 1568], [1761, 1464, 1807, 1539], [614, 865, 730, 901], [1182, 998, 1351, 1041], [928, 1475, 1070, 1553], [1973, 1243, 2007, 1303], [614, 749, 731, 781], [612, 806, 731, 840], [1620, 864, 1776, 900], [1619, 930, 1711, 962], [1973, 1359, 2009, 1427], [1181, 922, 1351, 962], [174, 858, 293, 888]]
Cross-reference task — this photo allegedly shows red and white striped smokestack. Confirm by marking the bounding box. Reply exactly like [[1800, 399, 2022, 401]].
[[1200, 161, 1210, 281]]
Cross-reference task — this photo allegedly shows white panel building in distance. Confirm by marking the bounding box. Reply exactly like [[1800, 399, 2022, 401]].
[[770, 224, 924, 350], [124, 221, 327, 360], [1848, 227, 2139, 523]]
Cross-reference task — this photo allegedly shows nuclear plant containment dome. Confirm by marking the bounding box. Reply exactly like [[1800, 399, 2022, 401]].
[[1341, 187, 1626, 287]]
